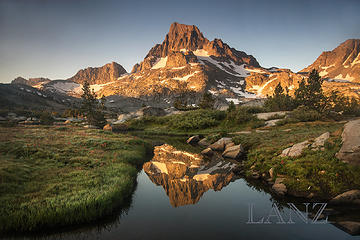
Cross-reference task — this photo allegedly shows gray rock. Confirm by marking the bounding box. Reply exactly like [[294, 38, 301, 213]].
[[222, 144, 244, 159], [255, 111, 288, 120], [329, 190, 360, 205], [281, 140, 310, 157], [209, 137, 233, 151], [201, 148, 214, 157], [198, 138, 210, 147], [187, 135, 200, 144], [265, 119, 282, 127], [336, 119, 360, 165], [311, 132, 330, 149]]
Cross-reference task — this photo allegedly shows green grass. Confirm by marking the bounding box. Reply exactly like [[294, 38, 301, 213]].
[[0, 125, 150, 233], [232, 121, 360, 198]]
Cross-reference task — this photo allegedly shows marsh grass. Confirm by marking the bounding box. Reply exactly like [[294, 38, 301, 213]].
[[0, 126, 149, 233]]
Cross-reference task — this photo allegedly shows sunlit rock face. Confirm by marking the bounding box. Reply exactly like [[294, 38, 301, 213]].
[[143, 144, 237, 207]]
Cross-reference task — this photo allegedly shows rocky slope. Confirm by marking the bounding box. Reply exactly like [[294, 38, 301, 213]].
[[67, 61, 127, 85], [302, 39, 360, 82]]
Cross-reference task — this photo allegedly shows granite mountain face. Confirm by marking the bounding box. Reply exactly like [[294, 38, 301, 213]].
[[8, 23, 360, 110], [302, 39, 360, 82]]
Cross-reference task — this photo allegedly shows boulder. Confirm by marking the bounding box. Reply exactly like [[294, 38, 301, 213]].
[[209, 137, 233, 151], [336, 119, 360, 165], [329, 190, 360, 205], [255, 111, 288, 120], [265, 119, 282, 127], [335, 221, 360, 235], [281, 140, 310, 157], [222, 144, 244, 159], [272, 178, 287, 195], [187, 135, 200, 144], [201, 148, 214, 157], [311, 132, 330, 150], [198, 138, 210, 147], [272, 183, 287, 195], [103, 124, 112, 131]]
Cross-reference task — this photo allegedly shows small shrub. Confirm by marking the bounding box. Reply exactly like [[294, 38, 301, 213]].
[[39, 112, 54, 125], [290, 106, 322, 122]]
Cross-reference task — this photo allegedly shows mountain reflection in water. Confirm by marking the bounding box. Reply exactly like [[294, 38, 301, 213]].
[[143, 144, 238, 207]]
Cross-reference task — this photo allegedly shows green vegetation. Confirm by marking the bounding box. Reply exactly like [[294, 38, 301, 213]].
[[0, 126, 149, 233], [232, 122, 360, 198], [265, 69, 360, 117], [81, 80, 107, 128]]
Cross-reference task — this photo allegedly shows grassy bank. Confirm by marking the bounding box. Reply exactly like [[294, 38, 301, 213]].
[[0, 125, 150, 233], [232, 121, 360, 198]]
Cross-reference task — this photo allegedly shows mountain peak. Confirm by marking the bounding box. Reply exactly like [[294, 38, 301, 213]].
[[302, 38, 360, 82], [68, 62, 127, 85]]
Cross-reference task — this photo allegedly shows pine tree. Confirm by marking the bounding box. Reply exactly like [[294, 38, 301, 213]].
[[81, 81, 106, 128], [199, 92, 215, 109], [294, 69, 325, 111]]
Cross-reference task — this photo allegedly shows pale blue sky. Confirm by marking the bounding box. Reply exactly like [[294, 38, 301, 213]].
[[1, 0, 359, 83]]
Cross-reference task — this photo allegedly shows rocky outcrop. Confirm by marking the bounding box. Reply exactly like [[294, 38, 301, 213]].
[[329, 190, 360, 205], [68, 62, 127, 85], [336, 119, 360, 165]]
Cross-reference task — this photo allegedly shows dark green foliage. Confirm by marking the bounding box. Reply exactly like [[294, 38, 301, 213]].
[[289, 106, 322, 122], [199, 92, 215, 109], [264, 83, 296, 111], [39, 111, 54, 125], [168, 109, 225, 130], [294, 69, 326, 111], [224, 106, 256, 126], [81, 81, 106, 128]]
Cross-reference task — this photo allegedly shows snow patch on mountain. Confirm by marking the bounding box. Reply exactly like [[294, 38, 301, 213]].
[[151, 57, 168, 69]]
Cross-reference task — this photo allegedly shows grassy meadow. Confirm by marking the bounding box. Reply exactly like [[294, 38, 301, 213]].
[[0, 125, 150, 233]]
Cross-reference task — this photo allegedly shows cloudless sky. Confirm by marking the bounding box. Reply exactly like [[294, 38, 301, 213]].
[[0, 0, 359, 83]]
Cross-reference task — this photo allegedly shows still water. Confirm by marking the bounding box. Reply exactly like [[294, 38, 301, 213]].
[[11, 144, 360, 240]]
